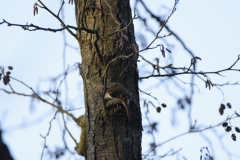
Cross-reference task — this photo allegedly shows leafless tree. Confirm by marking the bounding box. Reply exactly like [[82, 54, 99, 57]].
[[0, 0, 240, 159]]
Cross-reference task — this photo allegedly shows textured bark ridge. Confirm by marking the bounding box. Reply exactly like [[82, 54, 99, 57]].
[[75, 0, 142, 159]]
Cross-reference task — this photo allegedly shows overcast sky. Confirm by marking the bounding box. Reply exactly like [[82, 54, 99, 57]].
[[1, 0, 240, 160]]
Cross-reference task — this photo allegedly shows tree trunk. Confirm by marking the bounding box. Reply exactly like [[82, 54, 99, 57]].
[[75, 0, 142, 159]]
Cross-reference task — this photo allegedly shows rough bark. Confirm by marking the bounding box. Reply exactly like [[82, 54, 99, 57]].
[[75, 0, 142, 159]]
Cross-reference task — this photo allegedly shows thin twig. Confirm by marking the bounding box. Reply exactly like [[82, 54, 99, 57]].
[[102, 1, 178, 83], [139, 56, 240, 80], [37, 0, 77, 39], [100, 10, 139, 39], [143, 113, 239, 157], [0, 88, 77, 122], [61, 113, 78, 145], [57, 0, 65, 17], [139, 88, 160, 105], [138, 1, 178, 53], [138, 0, 194, 57], [40, 111, 58, 160], [0, 19, 99, 33]]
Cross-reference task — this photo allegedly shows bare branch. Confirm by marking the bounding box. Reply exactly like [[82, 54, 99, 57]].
[[61, 113, 78, 145], [0, 19, 99, 34], [37, 0, 77, 39], [0, 88, 77, 122], [143, 113, 239, 156], [57, 0, 65, 17], [137, 0, 195, 57], [138, 0, 178, 53], [40, 111, 58, 160], [139, 56, 240, 82]]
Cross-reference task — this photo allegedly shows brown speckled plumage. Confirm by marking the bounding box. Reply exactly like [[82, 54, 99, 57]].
[[104, 83, 135, 122]]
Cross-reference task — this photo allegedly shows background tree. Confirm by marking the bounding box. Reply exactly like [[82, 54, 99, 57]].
[[0, 0, 240, 160]]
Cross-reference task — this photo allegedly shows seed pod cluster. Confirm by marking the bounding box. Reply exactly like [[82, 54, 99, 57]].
[[0, 65, 13, 85], [222, 121, 240, 141], [219, 103, 232, 115], [155, 103, 167, 113], [232, 134, 236, 141]]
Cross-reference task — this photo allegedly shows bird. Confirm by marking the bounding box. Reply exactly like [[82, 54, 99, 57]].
[[104, 83, 136, 122]]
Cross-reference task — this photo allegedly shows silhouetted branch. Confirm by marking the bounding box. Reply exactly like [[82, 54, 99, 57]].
[[139, 88, 160, 105], [99, 11, 139, 39], [143, 112, 239, 156], [142, 148, 182, 159], [40, 111, 58, 160], [57, 0, 65, 17], [137, 0, 195, 57], [0, 0, 100, 36], [36, 0, 77, 39], [139, 55, 240, 84], [0, 88, 77, 122], [0, 19, 99, 34], [138, 1, 178, 53], [61, 113, 78, 145]]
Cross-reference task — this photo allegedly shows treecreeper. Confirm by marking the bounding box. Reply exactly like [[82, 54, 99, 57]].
[[75, 82, 136, 156]]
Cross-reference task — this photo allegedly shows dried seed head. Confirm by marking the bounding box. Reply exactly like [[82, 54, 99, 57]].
[[220, 104, 225, 109], [222, 122, 228, 127], [226, 126, 232, 132], [219, 107, 224, 115], [227, 103, 232, 109], [8, 66, 13, 70], [156, 107, 161, 113], [231, 134, 236, 141], [3, 75, 10, 85], [235, 127, 240, 133], [161, 103, 167, 108]]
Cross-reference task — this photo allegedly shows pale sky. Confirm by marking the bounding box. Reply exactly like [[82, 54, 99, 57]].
[[1, 0, 240, 160]]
